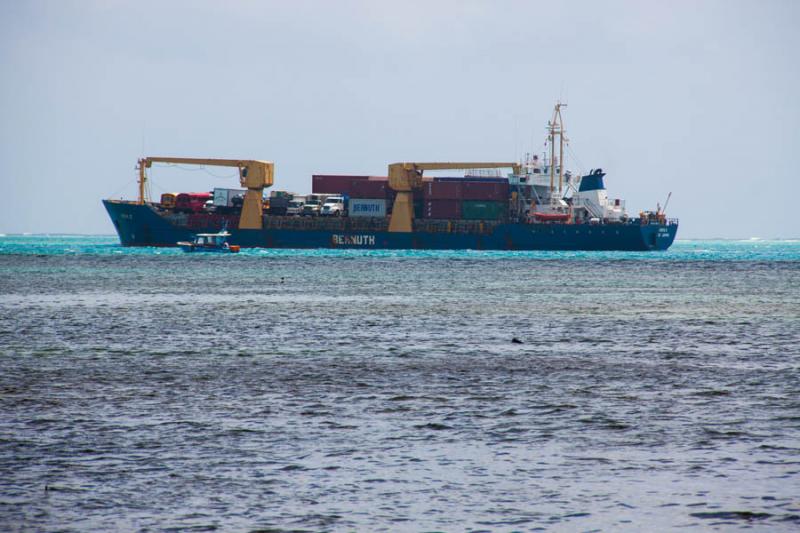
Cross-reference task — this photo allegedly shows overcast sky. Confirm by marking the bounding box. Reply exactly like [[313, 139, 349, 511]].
[[1, 0, 798, 238]]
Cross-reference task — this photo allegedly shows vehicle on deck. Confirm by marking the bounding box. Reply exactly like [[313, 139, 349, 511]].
[[286, 199, 304, 216], [301, 199, 322, 216], [175, 192, 212, 213], [321, 196, 345, 216]]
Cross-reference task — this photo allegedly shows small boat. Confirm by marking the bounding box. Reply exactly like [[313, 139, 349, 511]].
[[178, 231, 240, 253]]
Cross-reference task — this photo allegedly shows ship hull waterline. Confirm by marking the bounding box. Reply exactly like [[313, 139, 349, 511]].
[[104, 200, 678, 252]]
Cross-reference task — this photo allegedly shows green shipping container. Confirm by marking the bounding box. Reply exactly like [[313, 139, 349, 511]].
[[461, 200, 506, 220]]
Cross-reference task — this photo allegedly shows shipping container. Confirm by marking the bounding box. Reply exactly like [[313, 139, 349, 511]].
[[461, 200, 506, 220], [424, 199, 461, 219], [312, 175, 370, 194], [350, 179, 388, 199], [349, 198, 387, 218], [422, 181, 462, 200], [462, 181, 509, 201]]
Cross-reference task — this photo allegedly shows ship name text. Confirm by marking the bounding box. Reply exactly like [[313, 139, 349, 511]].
[[332, 234, 376, 246]]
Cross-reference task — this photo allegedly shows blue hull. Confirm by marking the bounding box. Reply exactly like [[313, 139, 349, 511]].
[[103, 200, 678, 251]]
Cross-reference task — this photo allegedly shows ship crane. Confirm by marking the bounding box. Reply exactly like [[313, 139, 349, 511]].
[[387, 162, 521, 232], [136, 157, 274, 230]]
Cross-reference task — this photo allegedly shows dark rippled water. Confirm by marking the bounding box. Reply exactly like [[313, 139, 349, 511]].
[[1, 236, 799, 531]]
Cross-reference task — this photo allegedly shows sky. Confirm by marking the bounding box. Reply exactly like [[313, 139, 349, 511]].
[[1, 0, 798, 238]]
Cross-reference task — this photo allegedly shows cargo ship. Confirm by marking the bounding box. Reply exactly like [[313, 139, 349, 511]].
[[103, 104, 678, 251]]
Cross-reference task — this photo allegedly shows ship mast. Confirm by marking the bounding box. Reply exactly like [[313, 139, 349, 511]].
[[547, 102, 567, 199]]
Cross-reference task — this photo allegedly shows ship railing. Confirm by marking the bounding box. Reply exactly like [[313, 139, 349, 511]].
[[626, 217, 679, 226], [414, 219, 499, 235], [262, 215, 390, 233]]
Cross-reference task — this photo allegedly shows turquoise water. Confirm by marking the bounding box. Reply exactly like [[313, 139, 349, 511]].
[[1, 234, 799, 260], [2, 234, 799, 531]]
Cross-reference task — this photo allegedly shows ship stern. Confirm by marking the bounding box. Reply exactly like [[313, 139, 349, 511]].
[[640, 221, 678, 251]]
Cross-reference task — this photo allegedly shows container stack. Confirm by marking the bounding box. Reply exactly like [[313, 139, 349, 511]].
[[312, 175, 371, 195], [421, 177, 508, 220], [348, 178, 385, 217], [313, 175, 393, 216], [310, 174, 510, 221]]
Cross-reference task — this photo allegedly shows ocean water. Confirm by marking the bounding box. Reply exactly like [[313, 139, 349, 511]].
[[1, 235, 799, 531]]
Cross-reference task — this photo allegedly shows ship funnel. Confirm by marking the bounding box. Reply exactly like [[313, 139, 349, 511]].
[[579, 169, 606, 192]]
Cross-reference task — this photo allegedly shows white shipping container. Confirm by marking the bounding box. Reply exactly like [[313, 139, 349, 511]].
[[349, 198, 386, 217]]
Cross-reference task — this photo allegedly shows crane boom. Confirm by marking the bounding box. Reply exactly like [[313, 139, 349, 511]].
[[387, 161, 521, 232], [137, 156, 274, 230]]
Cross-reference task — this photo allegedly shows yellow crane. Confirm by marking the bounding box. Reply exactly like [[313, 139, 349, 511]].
[[387, 162, 521, 232], [136, 157, 274, 230]]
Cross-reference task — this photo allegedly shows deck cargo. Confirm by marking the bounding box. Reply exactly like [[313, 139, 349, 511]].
[[350, 179, 389, 199], [461, 200, 506, 220], [349, 198, 387, 217], [312, 175, 370, 194], [462, 181, 509, 201], [175, 192, 211, 213], [424, 199, 461, 219], [213, 188, 245, 207], [423, 181, 462, 200]]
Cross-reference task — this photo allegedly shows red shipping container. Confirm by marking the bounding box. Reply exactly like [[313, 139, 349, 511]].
[[422, 181, 462, 200], [350, 179, 389, 199], [312, 175, 370, 194], [462, 181, 510, 201], [424, 199, 461, 219]]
